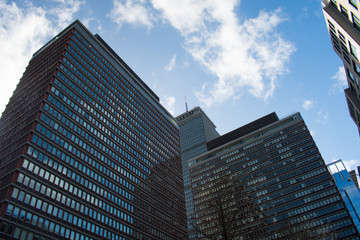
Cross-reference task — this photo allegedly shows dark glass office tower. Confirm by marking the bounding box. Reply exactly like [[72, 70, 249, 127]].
[[176, 107, 220, 240], [190, 112, 360, 239], [0, 20, 187, 240]]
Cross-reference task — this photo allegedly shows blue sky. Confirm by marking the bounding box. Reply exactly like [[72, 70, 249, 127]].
[[0, 0, 359, 171]]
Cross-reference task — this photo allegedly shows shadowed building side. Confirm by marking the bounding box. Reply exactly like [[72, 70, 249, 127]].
[[190, 112, 360, 239]]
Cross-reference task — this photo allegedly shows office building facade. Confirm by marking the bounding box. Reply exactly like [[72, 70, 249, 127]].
[[0, 20, 187, 239], [190, 112, 359, 239], [328, 160, 360, 233], [176, 107, 220, 240], [322, 0, 360, 135]]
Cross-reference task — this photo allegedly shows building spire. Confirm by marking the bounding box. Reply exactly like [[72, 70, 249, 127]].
[[185, 96, 188, 112]]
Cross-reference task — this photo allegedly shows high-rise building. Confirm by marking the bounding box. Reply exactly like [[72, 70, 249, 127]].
[[176, 107, 220, 240], [328, 160, 360, 233], [0, 20, 187, 240], [322, 0, 360, 135], [189, 112, 360, 239]]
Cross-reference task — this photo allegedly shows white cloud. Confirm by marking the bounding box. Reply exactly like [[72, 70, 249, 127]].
[[165, 54, 176, 71], [342, 159, 360, 171], [161, 95, 176, 115], [82, 17, 103, 33], [0, 0, 83, 116], [330, 66, 347, 94], [152, 1, 295, 106], [109, 0, 153, 30], [317, 110, 329, 124], [151, 0, 209, 35], [182, 61, 190, 68], [108, 0, 295, 106], [302, 99, 314, 111], [50, 0, 84, 28]]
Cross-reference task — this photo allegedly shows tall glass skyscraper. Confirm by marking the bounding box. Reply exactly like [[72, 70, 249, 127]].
[[0, 20, 187, 240], [190, 112, 360, 239], [328, 160, 360, 233], [176, 107, 220, 240]]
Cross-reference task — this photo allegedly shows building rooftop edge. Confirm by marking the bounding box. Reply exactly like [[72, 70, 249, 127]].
[[189, 112, 301, 169], [94, 34, 160, 102], [32, 19, 178, 127], [206, 112, 279, 151], [175, 106, 217, 129]]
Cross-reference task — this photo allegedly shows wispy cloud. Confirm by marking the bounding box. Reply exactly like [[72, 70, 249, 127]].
[[330, 66, 347, 94], [302, 99, 314, 111], [82, 17, 103, 33], [109, 0, 295, 106], [0, 0, 83, 116], [161, 95, 176, 115], [317, 110, 329, 124], [154, 2, 295, 106], [343, 159, 360, 171], [50, 0, 84, 28], [151, 71, 158, 89], [109, 0, 153, 30], [165, 54, 176, 71]]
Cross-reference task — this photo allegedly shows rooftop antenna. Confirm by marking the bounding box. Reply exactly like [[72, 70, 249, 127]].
[[185, 96, 189, 112]]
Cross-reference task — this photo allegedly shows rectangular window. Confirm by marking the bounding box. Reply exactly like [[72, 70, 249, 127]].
[[353, 60, 360, 76], [350, 41, 358, 59], [348, 68, 355, 81], [31, 215, 38, 227], [352, 13, 360, 30], [341, 5, 349, 18], [30, 197, 36, 207], [338, 31, 346, 43], [345, 51, 351, 65], [349, 0, 358, 9], [11, 188, 19, 199], [328, 20, 336, 34]]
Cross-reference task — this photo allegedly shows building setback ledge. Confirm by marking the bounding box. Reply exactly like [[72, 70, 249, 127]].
[[206, 112, 279, 151]]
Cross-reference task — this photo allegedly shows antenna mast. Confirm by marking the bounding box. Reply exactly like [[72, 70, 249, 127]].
[[185, 96, 188, 112]]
